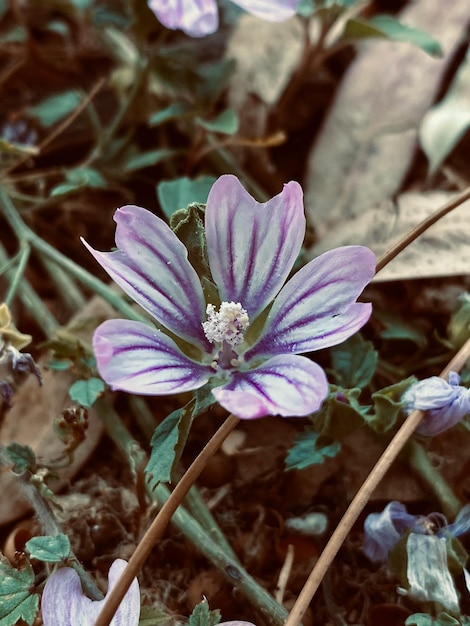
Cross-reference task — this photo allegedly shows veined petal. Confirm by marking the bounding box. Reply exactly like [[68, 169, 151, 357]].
[[148, 0, 218, 37], [83, 205, 209, 349], [205, 175, 305, 319], [93, 320, 212, 395], [212, 354, 328, 419], [231, 0, 299, 22], [41, 559, 140, 626], [246, 246, 375, 359]]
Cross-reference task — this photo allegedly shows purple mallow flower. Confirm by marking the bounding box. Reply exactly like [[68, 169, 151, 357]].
[[148, 0, 300, 37], [83, 175, 375, 420], [402, 371, 470, 437], [363, 500, 470, 564], [41, 559, 140, 626]]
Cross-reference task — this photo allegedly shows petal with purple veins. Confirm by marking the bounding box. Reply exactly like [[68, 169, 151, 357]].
[[148, 0, 218, 37], [93, 320, 213, 395], [212, 354, 328, 419], [247, 246, 375, 359], [41, 559, 140, 626], [231, 0, 300, 22], [205, 175, 305, 319], [83, 205, 209, 349]]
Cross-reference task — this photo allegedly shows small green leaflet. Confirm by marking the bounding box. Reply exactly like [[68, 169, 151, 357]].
[[330, 333, 377, 389], [0, 554, 39, 626], [188, 599, 221, 626], [196, 109, 239, 135], [285, 431, 341, 471], [367, 376, 417, 433], [343, 14, 443, 58], [25, 534, 71, 563], [69, 377, 105, 407], [3, 443, 36, 474], [146, 388, 215, 490], [157, 176, 217, 220], [27, 91, 82, 127], [406, 615, 461, 626]]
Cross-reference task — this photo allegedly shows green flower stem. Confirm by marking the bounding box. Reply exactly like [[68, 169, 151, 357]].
[[94, 399, 287, 626], [4, 241, 30, 307], [408, 439, 463, 519], [0, 448, 103, 600], [184, 486, 240, 563], [40, 256, 86, 312], [127, 395, 158, 440], [0, 241, 58, 335], [0, 187, 147, 324]]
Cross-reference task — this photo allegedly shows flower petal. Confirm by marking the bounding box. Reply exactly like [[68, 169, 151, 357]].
[[94, 320, 212, 395], [246, 246, 375, 359], [231, 0, 299, 22], [41, 559, 140, 626], [212, 354, 328, 419], [83, 205, 209, 350], [205, 175, 305, 319], [148, 0, 218, 37], [363, 501, 417, 563], [445, 503, 470, 537]]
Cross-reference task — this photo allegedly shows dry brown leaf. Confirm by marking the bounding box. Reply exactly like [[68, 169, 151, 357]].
[[0, 296, 117, 526], [308, 190, 470, 281], [305, 0, 470, 237]]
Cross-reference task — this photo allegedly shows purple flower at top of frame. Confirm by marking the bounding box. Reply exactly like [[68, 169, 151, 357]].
[[402, 371, 470, 437], [83, 174, 375, 420], [41, 559, 140, 626], [148, 0, 301, 37]]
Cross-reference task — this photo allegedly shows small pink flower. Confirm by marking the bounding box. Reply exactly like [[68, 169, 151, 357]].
[[41, 559, 140, 626]]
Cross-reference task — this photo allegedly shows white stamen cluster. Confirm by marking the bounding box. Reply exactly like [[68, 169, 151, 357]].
[[202, 301, 249, 346]]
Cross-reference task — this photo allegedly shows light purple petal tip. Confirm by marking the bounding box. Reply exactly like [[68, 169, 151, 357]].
[[212, 354, 328, 419], [363, 501, 416, 563], [82, 205, 209, 350], [247, 245, 376, 359], [148, 0, 218, 36], [403, 372, 470, 436], [231, 0, 300, 21], [205, 174, 305, 319], [41, 559, 140, 626], [94, 319, 212, 395]]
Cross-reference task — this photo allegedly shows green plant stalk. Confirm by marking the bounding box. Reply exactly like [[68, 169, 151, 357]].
[[0, 448, 103, 600], [0, 241, 58, 335], [95, 399, 287, 625], [0, 186, 147, 324], [40, 256, 86, 312], [4, 242, 30, 307], [408, 439, 462, 519]]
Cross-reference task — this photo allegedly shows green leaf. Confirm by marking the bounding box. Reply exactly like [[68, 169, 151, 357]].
[[169, 202, 212, 285], [368, 376, 417, 433], [344, 15, 443, 58], [375, 309, 427, 348], [188, 598, 221, 626], [50, 167, 107, 197], [330, 333, 377, 389], [138, 605, 174, 626], [123, 149, 181, 173], [157, 176, 217, 220], [420, 53, 470, 175], [27, 91, 82, 127], [3, 443, 36, 474], [313, 386, 370, 439], [146, 403, 194, 489], [285, 431, 341, 471], [149, 102, 193, 126], [25, 534, 71, 563], [146, 388, 215, 490], [196, 109, 239, 135], [405, 614, 435, 626], [0, 554, 39, 626], [69, 377, 105, 408]]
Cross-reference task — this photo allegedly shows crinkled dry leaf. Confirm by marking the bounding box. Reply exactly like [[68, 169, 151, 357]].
[[309, 191, 470, 282], [305, 0, 470, 237], [0, 296, 117, 526]]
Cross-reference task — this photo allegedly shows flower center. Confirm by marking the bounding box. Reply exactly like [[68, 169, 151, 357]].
[[202, 301, 249, 347]]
